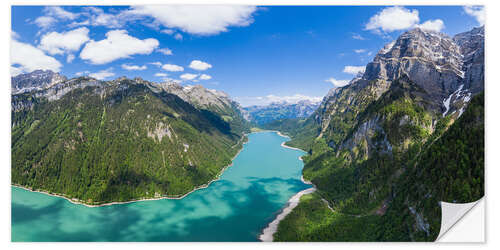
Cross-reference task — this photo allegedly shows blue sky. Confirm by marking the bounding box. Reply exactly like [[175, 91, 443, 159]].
[[11, 5, 484, 106]]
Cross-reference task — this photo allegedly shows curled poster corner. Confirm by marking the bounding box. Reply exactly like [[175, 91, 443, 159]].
[[436, 198, 484, 242]]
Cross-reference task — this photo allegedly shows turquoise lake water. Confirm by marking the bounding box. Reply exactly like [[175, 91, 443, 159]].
[[11, 131, 311, 242]]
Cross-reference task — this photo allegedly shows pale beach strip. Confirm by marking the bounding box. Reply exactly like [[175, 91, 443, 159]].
[[259, 186, 316, 242]]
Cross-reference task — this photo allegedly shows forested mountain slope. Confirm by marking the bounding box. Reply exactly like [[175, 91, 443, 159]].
[[12, 75, 249, 205], [273, 26, 484, 241]]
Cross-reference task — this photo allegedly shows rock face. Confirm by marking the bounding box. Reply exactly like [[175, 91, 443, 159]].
[[11, 70, 67, 94], [11, 76, 104, 112], [453, 26, 485, 94], [244, 100, 320, 125], [157, 82, 233, 111], [278, 26, 484, 242], [151, 81, 251, 123], [317, 26, 484, 142], [364, 28, 464, 101]]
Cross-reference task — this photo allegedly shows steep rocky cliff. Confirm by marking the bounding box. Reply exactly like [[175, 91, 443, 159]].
[[315, 27, 484, 156], [275, 26, 484, 241]]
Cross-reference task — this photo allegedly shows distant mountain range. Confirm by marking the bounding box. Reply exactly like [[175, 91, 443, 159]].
[[270, 26, 484, 241], [244, 100, 320, 125], [11, 71, 250, 205]]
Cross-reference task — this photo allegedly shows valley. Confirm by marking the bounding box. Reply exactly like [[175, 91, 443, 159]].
[[10, 6, 484, 242]]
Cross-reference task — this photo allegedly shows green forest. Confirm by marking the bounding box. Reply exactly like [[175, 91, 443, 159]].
[[272, 77, 484, 241], [12, 79, 249, 205]]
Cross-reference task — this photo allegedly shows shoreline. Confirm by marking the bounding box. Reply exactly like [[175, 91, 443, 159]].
[[259, 129, 316, 242], [258, 131, 316, 242], [262, 129, 307, 153], [259, 186, 317, 242], [12, 133, 250, 208], [13, 129, 315, 241], [258, 174, 316, 242]]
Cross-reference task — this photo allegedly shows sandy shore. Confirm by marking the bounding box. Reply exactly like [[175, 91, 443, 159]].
[[259, 186, 316, 242], [12, 134, 250, 208], [267, 130, 307, 153]]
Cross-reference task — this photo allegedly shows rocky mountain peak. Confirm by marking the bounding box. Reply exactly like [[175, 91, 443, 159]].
[[361, 27, 475, 103], [376, 28, 461, 64], [155, 81, 233, 111], [315, 26, 484, 142], [453, 26, 484, 54], [11, 70, 67, 94]]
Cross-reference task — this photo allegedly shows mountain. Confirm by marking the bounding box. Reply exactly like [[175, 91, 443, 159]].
[[272, 26, 484, 241], [244, 100, 320, 125], [11, 73, 250, 205], [151, 81, 251, 135], [11, 69, 67, 94]]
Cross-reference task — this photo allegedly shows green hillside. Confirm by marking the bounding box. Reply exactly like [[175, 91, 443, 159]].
[[12, 79, 247, 205], [273, 78, 483, 241]]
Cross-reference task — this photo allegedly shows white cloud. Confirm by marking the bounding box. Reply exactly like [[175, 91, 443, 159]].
[[161, 29, 175, 35], [34, 16, 57, 29], [121, 64, 147, 71], [91, 12, 123, 28], [365, 6, 448, 35], [180, 73, 198, 81], [60, 7, 138, 29], [11, 66, 24, 77], [343, 66, 366, 75], [174, 33, 183, 40], [354, 49, 367, 54], [11, 31, 20, 40], [75, 70, 90, 76], [11, 39, 62, 74], [160, 29, 185, 41], [158, 48, 173, 55], [66, 54, 75, 63], [365, 6, 420, 33], [325, 78, 350, 88], [352, 33, 365, 40], [129, 6, 258, 35], [416, 19, 445, 32], [162, 64, 184, 72], [199, 74, 212, 80], [33, 7, 79, 30], [39, 27, 90, 55], [189, 60, 212, 71], [67, 20, 90, 28], [89, 68, 115, 80], [45, 6, 79, 20], [154, 73, 168, 77], [81, 7, 134, 28], [464, 6, 485, 26], [236, 94, 322, 107], [161, 77, 182, 84], [149, 61, 163, 67], [80, 30, 159, 64]]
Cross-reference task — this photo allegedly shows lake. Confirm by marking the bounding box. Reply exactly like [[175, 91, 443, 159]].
[[11, 131, 311, 242]]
